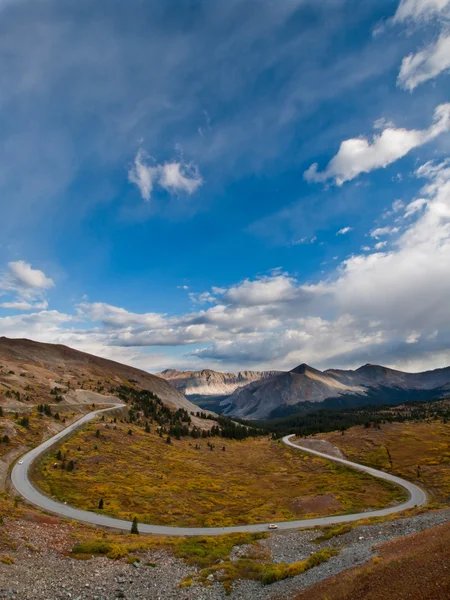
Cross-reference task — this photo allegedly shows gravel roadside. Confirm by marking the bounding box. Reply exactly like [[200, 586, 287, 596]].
[[1, 509, 450, 600]]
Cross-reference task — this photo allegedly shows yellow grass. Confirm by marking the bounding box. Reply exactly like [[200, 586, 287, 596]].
[[32, 419, 405, 527], [315, 420, 450, 504]]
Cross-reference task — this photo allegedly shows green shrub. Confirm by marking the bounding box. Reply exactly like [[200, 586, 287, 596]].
[[261, 548, 338, 585]]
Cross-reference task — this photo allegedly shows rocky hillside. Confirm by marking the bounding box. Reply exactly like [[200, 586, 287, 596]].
[[157, 368, 280, 396], [222, 363, 450, 419], [0, 336, 198, 413]]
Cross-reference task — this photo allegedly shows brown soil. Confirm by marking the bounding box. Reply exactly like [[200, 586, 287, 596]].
[[294, 521, 450, 600], [289, 494, 341, 515]]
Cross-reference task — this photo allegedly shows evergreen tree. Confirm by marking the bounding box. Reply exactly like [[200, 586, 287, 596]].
[[56, 450, 62, 460], [131, 516, 139, 535], [98, 498, 104, 509], [95, 429, 100, 438]]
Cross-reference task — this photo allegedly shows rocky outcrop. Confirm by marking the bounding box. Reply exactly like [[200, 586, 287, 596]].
[[156, 368, 280, 396]]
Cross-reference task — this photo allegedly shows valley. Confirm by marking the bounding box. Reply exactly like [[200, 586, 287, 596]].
[[30, 417, 405, 528], [2, 337, 450, 599]]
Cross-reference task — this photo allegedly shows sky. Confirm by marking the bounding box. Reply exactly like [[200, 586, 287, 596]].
[[0, 0, 450, 374]]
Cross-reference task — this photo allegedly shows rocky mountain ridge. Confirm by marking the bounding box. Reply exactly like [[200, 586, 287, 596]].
[[220, 362, 450, 419], [156, 368, 280, 396], [0, 336, 198, 414]]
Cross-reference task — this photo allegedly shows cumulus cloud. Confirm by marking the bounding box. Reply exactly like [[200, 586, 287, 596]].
[[304, 103, 450, 185], [3, 159, 450, 371], [128, 149, 203, 201], [0, 261, 54, 311], [398, 33, 450, 91], [222, 275, 298, 307], [7, 260, 54, 290]]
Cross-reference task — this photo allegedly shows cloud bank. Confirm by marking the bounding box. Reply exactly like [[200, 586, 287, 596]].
[[2, 158, 450, 372]]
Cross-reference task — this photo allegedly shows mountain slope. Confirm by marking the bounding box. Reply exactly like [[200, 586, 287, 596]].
[[0, 336, 198, 413], [157, 368, 280, 396], [222, 362, 450, 419]]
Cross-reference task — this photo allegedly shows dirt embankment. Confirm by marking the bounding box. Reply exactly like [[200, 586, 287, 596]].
[[294, 520, 450, 600], [295, 438, 346, 459]]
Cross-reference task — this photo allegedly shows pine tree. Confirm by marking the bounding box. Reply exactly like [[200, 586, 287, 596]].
[[95, 429, 100, 438], [166, 436, 171, 444], [67, 460, 75, 472], [131, 516, 139, 535], [56, 450, 62, 460], [98, 498, 104, 509]]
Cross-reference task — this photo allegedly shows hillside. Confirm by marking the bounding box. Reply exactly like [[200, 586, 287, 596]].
[[157, 368, 280, 396], [222, 362, 450, 419], [0, 337, 198, 413]]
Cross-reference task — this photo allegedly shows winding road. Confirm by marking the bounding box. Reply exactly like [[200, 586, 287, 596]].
[[11, 405, 427, 536]]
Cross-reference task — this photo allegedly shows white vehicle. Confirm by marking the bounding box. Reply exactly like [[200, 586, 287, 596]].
[[18, 459, 24, 465], [268, 524, 278, 530]]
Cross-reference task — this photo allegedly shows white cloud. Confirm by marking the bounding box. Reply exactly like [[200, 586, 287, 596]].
[[393, 0, 450, 23], [406, 331, 420, 343], [337, 226, 352, 235], [398, 32, 450, 91], [0, 300, 48, 311], [374, 241, 388, 250], [304, 103, 450, 185], [404, 197, 428, 217], [77, 302, 168, 330], [128, 149, 203, 201], [3, 159, 450, 372], [370, 226, 401, 238], [128, 149, 159, 201], [189, 291, 216, 305], [0, 261, 54, 312], [392, 0, 450, 90], [7, 260, 54, 290], [222, 275, 297, 307], [158, 162, 203, 195]]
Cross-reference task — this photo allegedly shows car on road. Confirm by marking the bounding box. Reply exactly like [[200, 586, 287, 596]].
[[18, 459, 24, 465], [268, 524, 278, 530]]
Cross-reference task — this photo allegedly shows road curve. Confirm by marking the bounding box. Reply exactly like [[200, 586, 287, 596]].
[[11, 406, 427, 536]]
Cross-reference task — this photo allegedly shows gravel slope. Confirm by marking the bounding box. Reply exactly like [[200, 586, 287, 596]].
[[1, 509, 450, 599]]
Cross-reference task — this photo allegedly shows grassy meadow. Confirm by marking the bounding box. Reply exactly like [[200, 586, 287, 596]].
[[32, 418, 405, 527], [316, 420, 450, 504]]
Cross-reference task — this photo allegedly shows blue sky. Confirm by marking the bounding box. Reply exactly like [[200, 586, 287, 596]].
[[0, 0, 450, 373]]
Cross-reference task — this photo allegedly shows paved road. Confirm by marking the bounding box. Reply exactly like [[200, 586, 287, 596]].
[[11, 406, 427, 536]]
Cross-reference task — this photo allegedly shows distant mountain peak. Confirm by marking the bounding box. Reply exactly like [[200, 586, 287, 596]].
[[290, 363, 320, 375]]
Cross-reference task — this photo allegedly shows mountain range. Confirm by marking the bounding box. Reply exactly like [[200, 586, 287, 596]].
[[156, 368, 280, 397], [221, 363, 450, 419]]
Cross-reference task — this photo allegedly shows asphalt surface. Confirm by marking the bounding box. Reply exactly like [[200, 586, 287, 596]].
[[11, 405, 427, 536]]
